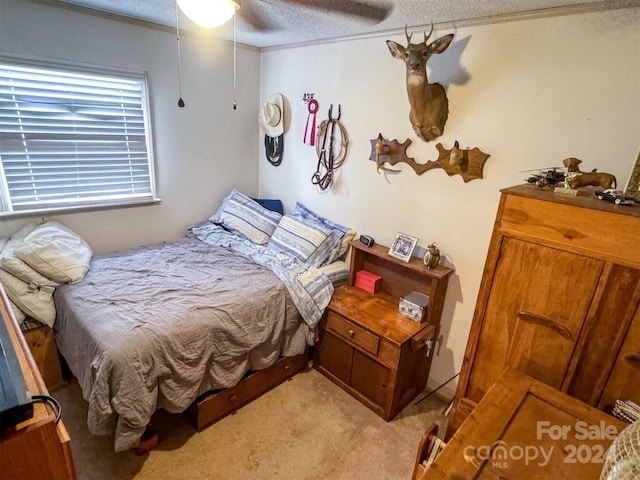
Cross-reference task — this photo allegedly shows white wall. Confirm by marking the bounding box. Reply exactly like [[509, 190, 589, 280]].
[[0, 0, 261, 254], [259, 8, 640, 396]]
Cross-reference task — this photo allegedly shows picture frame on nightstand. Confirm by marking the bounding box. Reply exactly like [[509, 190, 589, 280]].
[[388, 232, 418, 262]]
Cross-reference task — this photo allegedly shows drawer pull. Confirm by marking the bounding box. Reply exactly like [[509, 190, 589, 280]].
[[624, 354, 640, 370], [517, 311, 573, 340], [326, 311, 380, 355]]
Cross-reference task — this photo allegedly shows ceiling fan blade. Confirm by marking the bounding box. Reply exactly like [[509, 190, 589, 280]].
[[238, 1, 278, 31], [282, 0, 393, 23]]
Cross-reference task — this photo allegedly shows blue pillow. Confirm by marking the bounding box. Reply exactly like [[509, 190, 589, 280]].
[[211, 190, 282, 244], [252, 198, 283, 215]]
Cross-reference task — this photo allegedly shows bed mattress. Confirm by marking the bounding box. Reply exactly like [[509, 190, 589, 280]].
[[54, 237, 311, 451]]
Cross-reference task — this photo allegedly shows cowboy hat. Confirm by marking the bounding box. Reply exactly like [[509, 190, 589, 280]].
[[258, 94, 284, 137]]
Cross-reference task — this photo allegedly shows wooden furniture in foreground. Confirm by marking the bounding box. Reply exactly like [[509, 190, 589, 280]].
[[22, 323, 67, 391], [423, 368, 627, 479], [0, 286, 76, 479], [314, 240, 454, 420], [448, 184, 640, 439], [412, 422, 444, 480], [188, 351, 309, 430]]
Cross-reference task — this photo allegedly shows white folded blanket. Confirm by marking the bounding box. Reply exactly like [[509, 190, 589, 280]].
[[0, 221, 92, 327]]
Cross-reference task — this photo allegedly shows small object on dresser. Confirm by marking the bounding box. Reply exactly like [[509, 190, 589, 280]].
[[611, 399, 640, 423], [389, 232, 418, 262], [423, 243, 441, 269], [359, 234, 375, 247], [355, 270, 382, 294], [399, 292, 429, 322]]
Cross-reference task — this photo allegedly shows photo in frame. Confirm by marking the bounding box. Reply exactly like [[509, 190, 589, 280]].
[[388, 232, 418, 262], [623, 149, 640, 201]]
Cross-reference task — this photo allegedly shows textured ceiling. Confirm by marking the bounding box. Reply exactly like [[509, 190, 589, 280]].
[[50, 0, 635, 48]]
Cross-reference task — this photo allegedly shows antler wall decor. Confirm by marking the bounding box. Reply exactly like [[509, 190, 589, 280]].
[[369, 134, 490, 182], [371, 133, 407, 174], [432, 143, 490, 182]]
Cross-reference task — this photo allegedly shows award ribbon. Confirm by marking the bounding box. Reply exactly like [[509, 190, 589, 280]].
[[303, 99, 318, 146]]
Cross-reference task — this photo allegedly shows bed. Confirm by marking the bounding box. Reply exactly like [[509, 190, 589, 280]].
[[53, 190, 353, 452]]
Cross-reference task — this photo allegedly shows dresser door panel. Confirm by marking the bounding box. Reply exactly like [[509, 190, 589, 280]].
[[506, 311, 577, 389], [598, 305, 640, 411], [317, 331, 353, 385], [567, 264, 640, 404], [467, 237, 603, 402], [351, 350, 390, 407]]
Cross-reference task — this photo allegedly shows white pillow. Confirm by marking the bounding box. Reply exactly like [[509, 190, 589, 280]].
[[14, 222, 92, 284], [0, 269, 55, 327], [5, 223, 36, 242], [0, 224, 61, 287]]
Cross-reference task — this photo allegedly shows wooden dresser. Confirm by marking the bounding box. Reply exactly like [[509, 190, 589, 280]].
[[314, 240, 454, 420], [423, 368, 626, 479], [448, 184, 640, 438], [0, 286, 76, 479]]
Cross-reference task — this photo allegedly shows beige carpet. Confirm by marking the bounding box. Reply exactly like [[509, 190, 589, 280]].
[[53, 366, 448, 480]]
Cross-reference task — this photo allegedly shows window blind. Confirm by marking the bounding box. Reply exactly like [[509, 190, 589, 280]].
[[0, 61, 155, 213]]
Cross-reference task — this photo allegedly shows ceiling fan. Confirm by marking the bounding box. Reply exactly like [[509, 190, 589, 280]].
[[177, 0, 394, 31], [174, 0, 392, 108]]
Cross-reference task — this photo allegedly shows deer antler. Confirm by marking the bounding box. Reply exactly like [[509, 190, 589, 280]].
[[404, 25, 413, 44], [424, 22, 434, 44]]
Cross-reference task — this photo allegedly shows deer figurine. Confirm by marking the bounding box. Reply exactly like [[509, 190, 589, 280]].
[[387, 26, 454, 142]]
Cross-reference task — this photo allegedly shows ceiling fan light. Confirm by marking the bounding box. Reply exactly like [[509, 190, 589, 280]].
[[177, 0, 239, 29]]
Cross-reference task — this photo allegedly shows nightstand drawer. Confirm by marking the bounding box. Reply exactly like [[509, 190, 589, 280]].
[[326, 311, 379, 356]]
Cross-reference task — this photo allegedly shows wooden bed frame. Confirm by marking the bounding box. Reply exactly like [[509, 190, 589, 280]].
[[133, 350, 310, 454], [187, 350, 310, 431]]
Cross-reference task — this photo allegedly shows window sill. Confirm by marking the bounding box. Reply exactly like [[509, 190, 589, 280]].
[[0, 198, 163, 220]]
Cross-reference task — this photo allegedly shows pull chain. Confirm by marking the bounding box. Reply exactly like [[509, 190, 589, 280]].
[[233, 11, 237, 110], [175, 0, 185, 108]]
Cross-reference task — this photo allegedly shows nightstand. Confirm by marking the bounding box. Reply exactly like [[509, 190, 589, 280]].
[[314, 240, 454, 420]]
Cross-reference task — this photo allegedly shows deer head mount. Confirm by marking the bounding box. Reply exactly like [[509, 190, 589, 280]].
[[387, 26, 454, 142]]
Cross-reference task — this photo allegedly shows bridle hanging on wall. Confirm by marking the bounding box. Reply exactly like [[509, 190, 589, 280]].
[[312, 104, 349, 190]]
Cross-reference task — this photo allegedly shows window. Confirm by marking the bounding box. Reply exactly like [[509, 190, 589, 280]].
[[0, 59, 157, 216]]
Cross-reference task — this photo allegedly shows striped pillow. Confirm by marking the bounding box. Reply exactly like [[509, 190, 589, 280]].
[[210, 190, 282, 245], [293, 202, 355, 260], [318, 260, 350, 286], [268, 214, 336, 266]]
